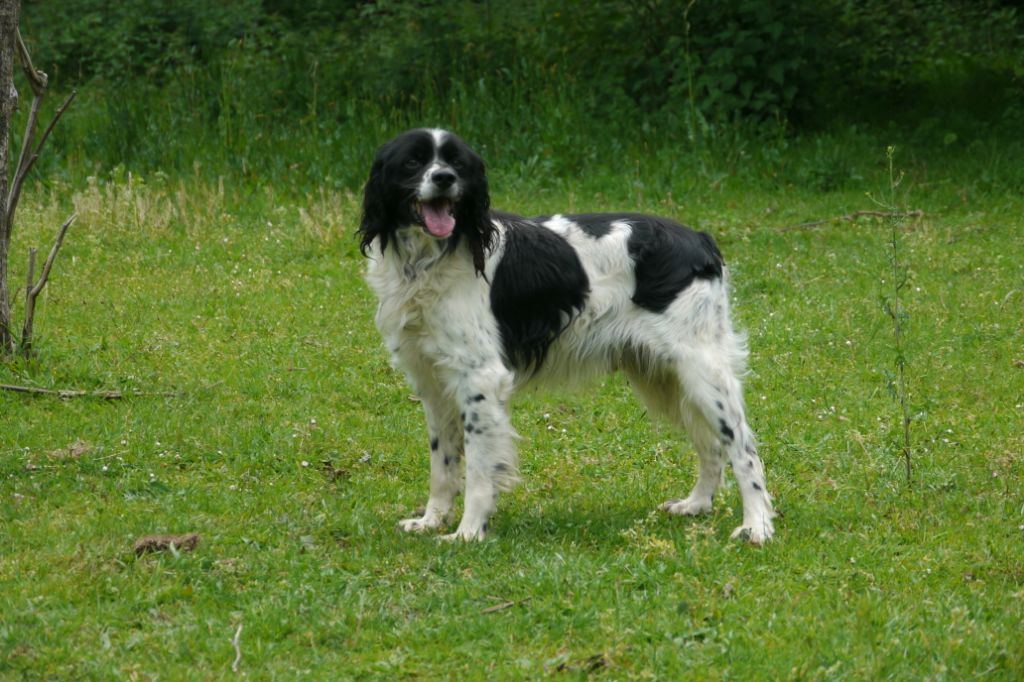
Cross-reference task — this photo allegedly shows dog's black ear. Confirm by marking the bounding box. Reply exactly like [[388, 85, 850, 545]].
[[359, 155, 392, 256], [455, 156, 496, 276]]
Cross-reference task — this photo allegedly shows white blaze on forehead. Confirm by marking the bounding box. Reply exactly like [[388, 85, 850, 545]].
[[429, 128, 447, 147], [418, 129, 444, 193], [418, 129, 459, 201]]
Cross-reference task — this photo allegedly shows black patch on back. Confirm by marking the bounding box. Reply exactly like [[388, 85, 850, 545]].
[[612, 213, 723, 313], [490, 216, 590, 371]]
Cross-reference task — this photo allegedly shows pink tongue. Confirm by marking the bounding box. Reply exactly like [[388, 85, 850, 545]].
[[422, 201, 455, 237]]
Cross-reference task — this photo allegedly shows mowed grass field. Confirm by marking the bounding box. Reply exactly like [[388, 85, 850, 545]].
[[2, 144, 1023, 679]]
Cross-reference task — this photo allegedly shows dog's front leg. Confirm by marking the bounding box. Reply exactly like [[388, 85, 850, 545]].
[[399, 386, 462, 533], [441, 366, 518, 542]]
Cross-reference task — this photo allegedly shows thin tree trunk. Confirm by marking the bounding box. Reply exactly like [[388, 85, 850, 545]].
[[0, 0, 20, 354]]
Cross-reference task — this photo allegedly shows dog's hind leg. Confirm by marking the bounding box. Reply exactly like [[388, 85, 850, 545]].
[[674, 348, 775, 544], [625, 367, 723, 517], [398, 383, 463, 533], [659, 411, 725, 517]]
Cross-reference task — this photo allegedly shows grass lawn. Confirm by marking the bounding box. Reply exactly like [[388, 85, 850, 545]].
[[2, 141, 1023, 679]]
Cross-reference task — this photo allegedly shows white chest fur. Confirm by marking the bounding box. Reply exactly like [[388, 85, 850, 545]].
[[365, 234, 502, 381]]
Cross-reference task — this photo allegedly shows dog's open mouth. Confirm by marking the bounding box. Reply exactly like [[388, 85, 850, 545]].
[[415, 198, 456, 238]]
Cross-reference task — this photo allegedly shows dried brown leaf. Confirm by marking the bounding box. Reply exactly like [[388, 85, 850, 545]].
[[133, 533, 201, 556]]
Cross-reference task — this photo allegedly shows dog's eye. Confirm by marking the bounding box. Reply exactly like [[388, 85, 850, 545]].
[[450, 159, 465, 170], [404, 159, 422, 169]]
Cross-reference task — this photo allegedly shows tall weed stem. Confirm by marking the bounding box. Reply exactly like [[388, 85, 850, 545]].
[[883, 145, 913, 484]]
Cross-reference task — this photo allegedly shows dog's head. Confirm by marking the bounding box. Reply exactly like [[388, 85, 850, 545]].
[[359, 128, 494, 274]]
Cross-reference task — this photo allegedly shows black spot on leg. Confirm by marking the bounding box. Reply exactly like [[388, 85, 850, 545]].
[[719, 419, 735, 442], [752, 482, 762, 491], [494, 463, 508, 474], [748, 459, 754, 469], [430, 437, 439, 451], [715, 401, 724, 411], [444, 455, 451, 466], [470, 394, 486, 403], [470, 412, 479, 423], [465, 422, 475, 434]]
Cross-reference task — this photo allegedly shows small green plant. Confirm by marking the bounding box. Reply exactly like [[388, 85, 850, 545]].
[[878, 144, 913, 484]]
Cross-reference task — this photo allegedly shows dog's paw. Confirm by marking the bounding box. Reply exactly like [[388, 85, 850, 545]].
[[398, 510, 447, 534], [399, 518, 437, 533], [660, 496, 713, 516], [730, 520, 774, 545], [438, 524, 487, 542]]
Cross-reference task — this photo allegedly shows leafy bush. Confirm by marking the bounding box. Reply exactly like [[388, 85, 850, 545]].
[[17, 0, 1023, 185], [22, 0, 266, 83], [24, 0, 1022, 121]]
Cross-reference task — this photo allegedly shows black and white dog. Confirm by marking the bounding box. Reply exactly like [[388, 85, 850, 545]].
[[358, 128, 775, 543]]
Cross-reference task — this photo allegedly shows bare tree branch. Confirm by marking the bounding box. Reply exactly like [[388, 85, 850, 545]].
[[20, 213, 75, 355], [15, 28, 46, 95], [1, 20, 77, 357], [9, 83, 40, 206], [24, 244, 34, 303], [6, 89, 76, 227], [30, 88, 75, 159], [28, 212, 74, 299]]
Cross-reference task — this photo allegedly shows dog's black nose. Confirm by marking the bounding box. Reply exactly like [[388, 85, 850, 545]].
[[432, 170, 456, 189]]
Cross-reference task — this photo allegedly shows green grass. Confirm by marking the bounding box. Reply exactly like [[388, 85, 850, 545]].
[[2, 136, 1023, 680]]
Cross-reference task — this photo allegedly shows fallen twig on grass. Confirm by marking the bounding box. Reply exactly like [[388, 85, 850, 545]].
[[480, 598, 531, 614], [0, 383, 177, 399], [777, 209, 924, 232], [231, 624, 243, 673]]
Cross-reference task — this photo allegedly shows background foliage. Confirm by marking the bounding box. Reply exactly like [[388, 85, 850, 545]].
[[18, 0, 1024, 190]]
